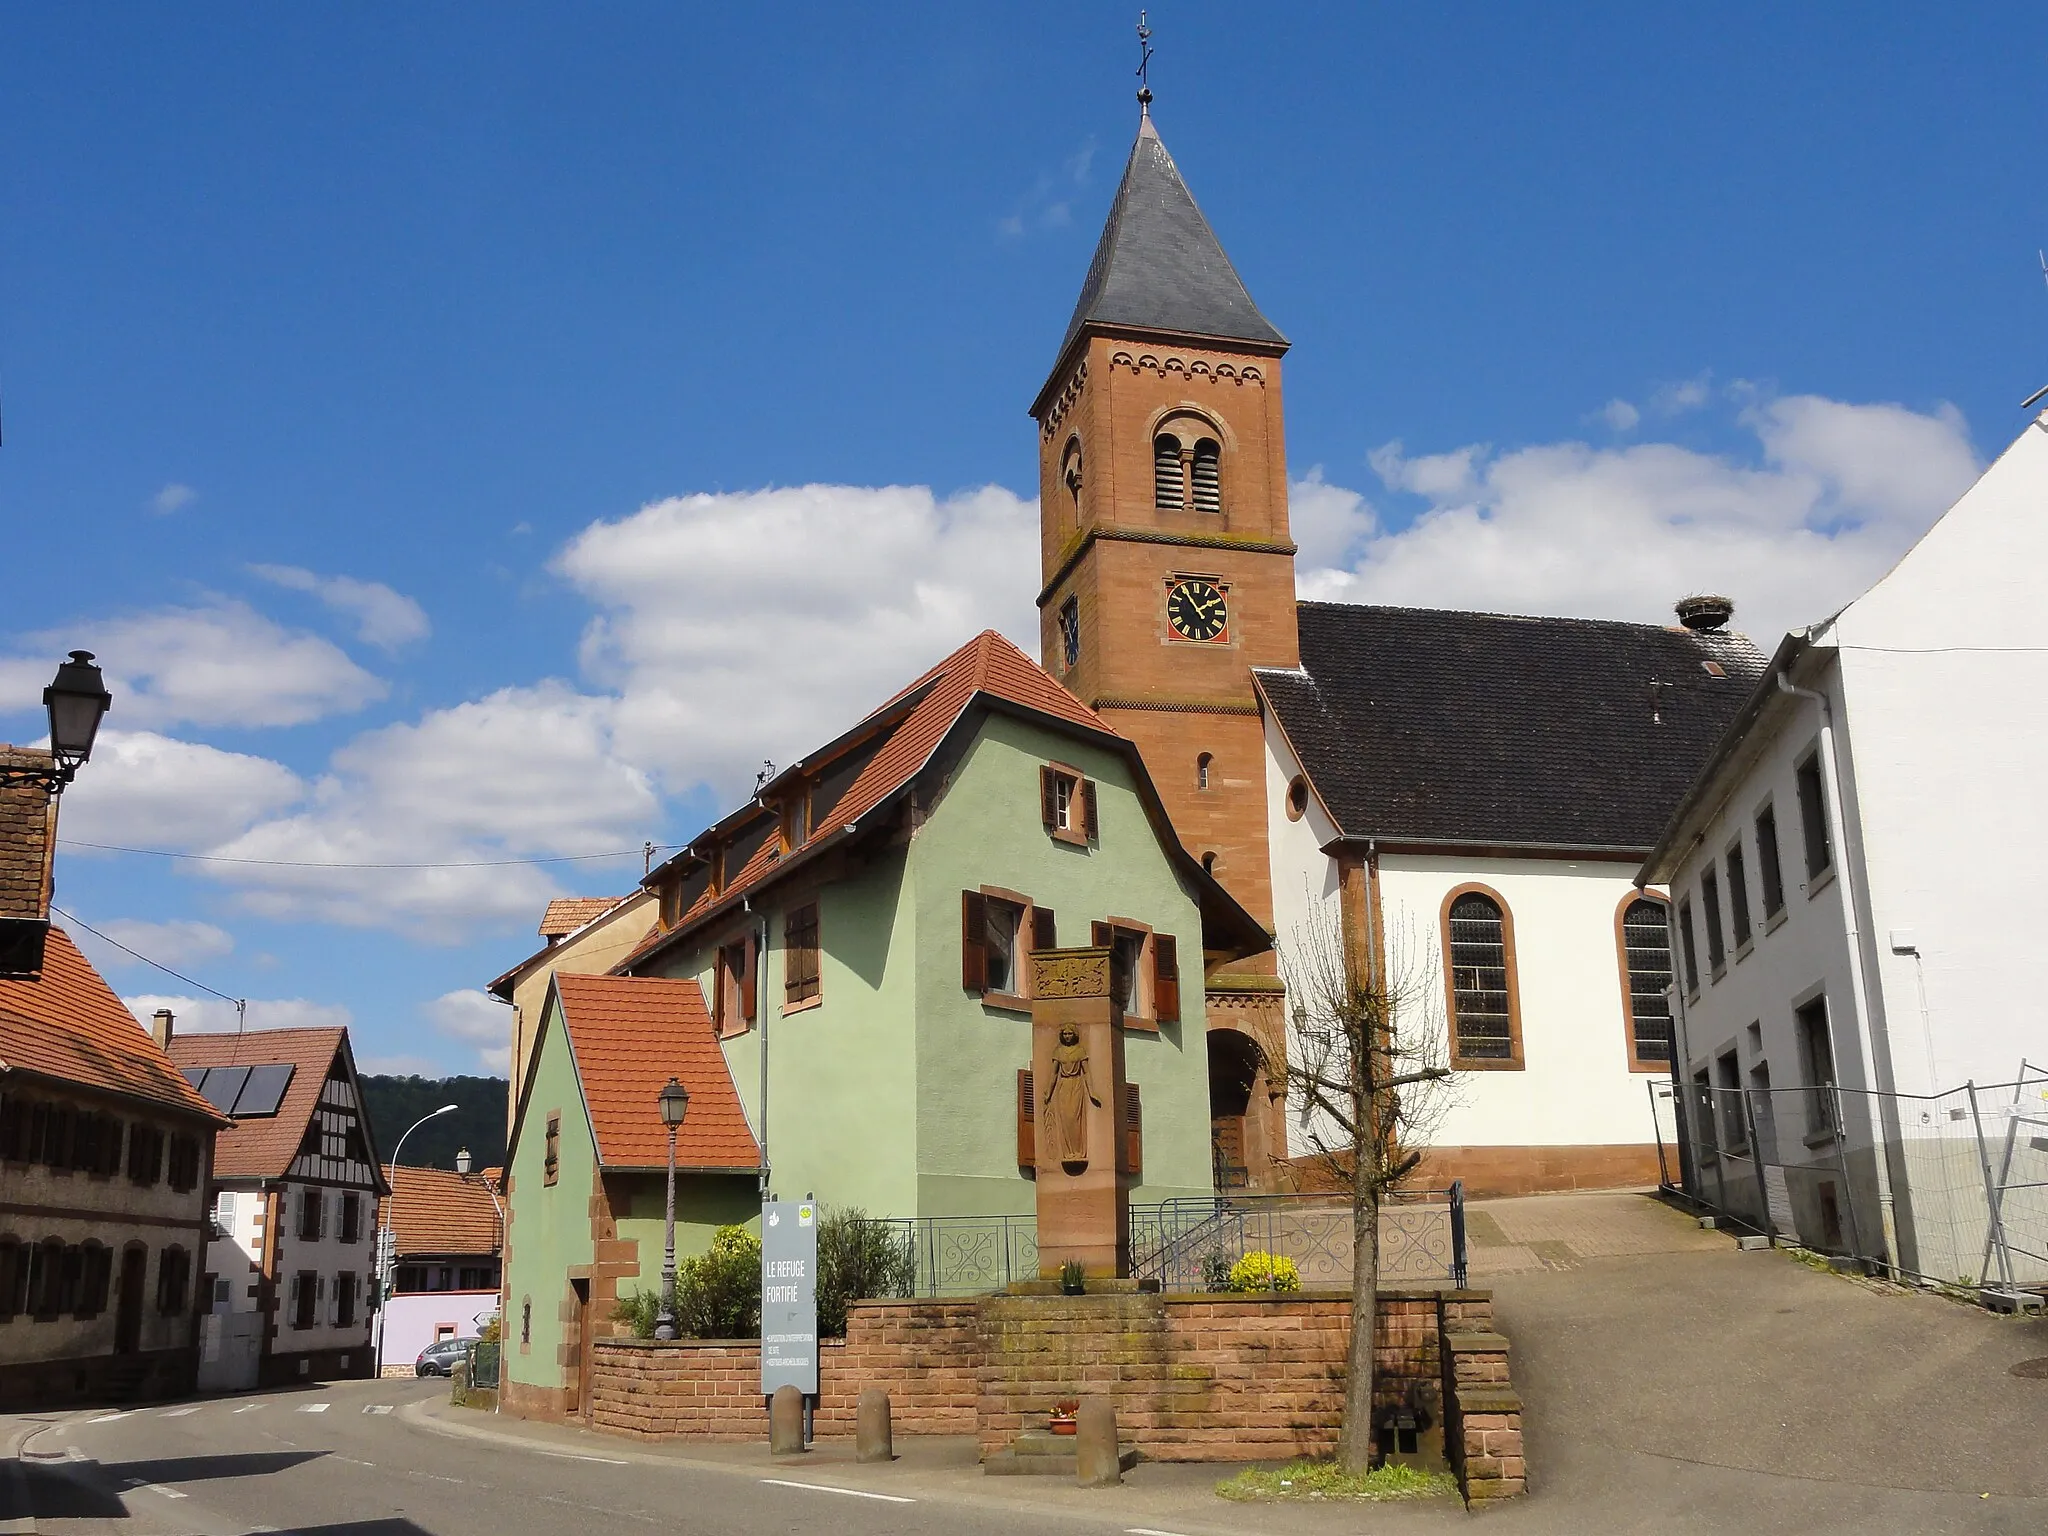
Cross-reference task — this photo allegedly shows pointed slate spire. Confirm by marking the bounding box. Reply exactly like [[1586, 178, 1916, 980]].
[[1054, 114, 1287, 365]]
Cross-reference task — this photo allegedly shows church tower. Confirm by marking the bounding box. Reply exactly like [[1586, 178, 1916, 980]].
[[1030, 110, 1298, 960], [1031, 107, 1297, 1188]]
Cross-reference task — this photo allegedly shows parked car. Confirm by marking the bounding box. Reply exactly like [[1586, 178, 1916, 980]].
[[414, 1337, 473, 1377]]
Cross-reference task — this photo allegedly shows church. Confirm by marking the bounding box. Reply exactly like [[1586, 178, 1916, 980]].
[[1028, 107, 1766, 1194]]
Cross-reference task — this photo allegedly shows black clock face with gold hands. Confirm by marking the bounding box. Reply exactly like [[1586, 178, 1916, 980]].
[[1166, 579, 1228, 642]]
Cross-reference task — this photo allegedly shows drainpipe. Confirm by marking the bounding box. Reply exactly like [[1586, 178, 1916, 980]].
[[1775, 669, 1900, 1274], [747, 898, 770, 1198]]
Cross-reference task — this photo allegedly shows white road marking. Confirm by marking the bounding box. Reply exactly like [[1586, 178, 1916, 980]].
[[250, 1526, 280, 1533], [536, 1451, 628, 1465], [363, 1404, 393, 1415], [88, 1414, 123, 1424], [1129, 1529, 1195, 1536], [233, 1404, 265, 1413], [758, 1480, 915, 1504], [142, 1485, 188, 1499], [160, 1406, 203, 1417], [297, 1403, 330, 1414]]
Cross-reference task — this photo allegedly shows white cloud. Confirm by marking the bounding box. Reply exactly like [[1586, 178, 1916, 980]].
[[1300, 392, 1982, 639], [557, 482, 1039, 801], [197, 682, 657, 940], [1652, 375, 1713, 415], [74, 918, 234, 975], [1596, 399, 1641, 433], [53, 730, 305, 850], [151, 483, 197, 515], [424, 988, 511, 1072], [120, 993, 353, 1034], [249, 565, 430, 650], [0, 601, 384, 729], [1288, 469, 1377, 573]]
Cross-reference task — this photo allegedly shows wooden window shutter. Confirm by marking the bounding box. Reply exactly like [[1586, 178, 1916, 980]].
[[1017, 1069, 1035, 1169], [1091, 920, 1112, 948], [1081, 778, 1099, 842], [1032, 906, 1056, 952], [1121, 1084, 1143, 1176], [1153, 934, 1180, 1023], [1040, 766, 1059, 832], [739, 938, 757, 1022], [961, 891, 989, 992]]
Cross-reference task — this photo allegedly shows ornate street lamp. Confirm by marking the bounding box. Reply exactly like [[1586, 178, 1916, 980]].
[[0, 651, 113, 792], [654, 1077, 691, 1341]]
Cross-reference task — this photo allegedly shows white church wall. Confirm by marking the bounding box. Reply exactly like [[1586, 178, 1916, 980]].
[[1376, 854, 1661, 1151], [1261, 708, 1344, 1159]]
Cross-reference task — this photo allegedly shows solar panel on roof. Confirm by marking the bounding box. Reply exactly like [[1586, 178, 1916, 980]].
[[230, 1063, 295, 1118], [181, 1066, 209, 1088], [197, 1064, 250, 1114]]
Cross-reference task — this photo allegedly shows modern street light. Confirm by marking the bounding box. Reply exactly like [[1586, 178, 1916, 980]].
[[372, 1103, 459, 1371], [0, 651, 113, 792], [653, 1077, 690, 1342]]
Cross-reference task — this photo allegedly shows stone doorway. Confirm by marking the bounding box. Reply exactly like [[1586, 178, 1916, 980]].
[[1208, 1028, 1263, 1191]]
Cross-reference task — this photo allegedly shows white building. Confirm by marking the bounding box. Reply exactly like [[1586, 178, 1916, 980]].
[[1640, 413, 2048, 1284], [167, 1024, 387, 1389], [1257, 601, 1767, 1194]]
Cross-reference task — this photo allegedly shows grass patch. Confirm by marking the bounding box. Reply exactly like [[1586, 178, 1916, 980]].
[[1217, 1458, 1459, 1502]]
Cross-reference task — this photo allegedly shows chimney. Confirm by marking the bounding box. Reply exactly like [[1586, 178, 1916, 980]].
[[152, 1008, 175, 1049], [1675, 594, 1734, 632]]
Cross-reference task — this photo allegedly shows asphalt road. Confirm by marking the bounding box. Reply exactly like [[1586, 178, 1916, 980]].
[[6, 1377, 1417, 1536]]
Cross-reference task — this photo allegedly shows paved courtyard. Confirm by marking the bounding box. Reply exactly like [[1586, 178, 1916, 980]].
[[1478, 1190, 2048, 1533]]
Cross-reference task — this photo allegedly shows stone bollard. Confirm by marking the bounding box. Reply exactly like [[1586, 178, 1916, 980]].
[[855, 1388, 893, 1464], [769, 1385, 806, 1455], [1075, 1396, 1121, 1487]]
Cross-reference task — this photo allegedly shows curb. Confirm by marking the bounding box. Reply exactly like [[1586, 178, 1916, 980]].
[[1, 1419, 42, 1536]]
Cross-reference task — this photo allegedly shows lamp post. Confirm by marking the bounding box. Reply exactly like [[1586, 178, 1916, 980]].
[[654, 1078, 690, 1341], [0, 651, 113, 792], [372, 1103, 458, 1372]]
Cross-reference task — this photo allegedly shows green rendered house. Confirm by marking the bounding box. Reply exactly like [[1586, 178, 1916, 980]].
[[623, 629, 1267, 1217], [498, 630, 1267, 1418]]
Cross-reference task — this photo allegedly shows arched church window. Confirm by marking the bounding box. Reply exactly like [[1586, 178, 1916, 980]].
[[1196, 752, 1212, 790], [1153, 434, 1185, 509], [1443, 886, 1522, 1068], [1617, 894, 1675, 1071], [1202, 851, 1218, 875], [1191, 439, 1222, 512]]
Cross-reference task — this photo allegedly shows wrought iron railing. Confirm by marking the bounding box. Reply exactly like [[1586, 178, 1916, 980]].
[[881, 1213, 1040, 1297], [1129, 1184, 1467, 1291]]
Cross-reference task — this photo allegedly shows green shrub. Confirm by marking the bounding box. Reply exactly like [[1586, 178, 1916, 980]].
[[679, 1224, 763, 1338], [1227, 1250, 1302, 1293], [816, 1207, 915, 1337], [611, 1225, 763, 1339], [1201, 1250, 1232, 1292]]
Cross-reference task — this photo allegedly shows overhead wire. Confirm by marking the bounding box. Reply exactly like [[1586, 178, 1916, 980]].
[[54, 840, 677, 869]]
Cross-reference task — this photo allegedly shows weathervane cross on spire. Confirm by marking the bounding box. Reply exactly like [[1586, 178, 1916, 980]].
[[1136, 10, 1154, 112]]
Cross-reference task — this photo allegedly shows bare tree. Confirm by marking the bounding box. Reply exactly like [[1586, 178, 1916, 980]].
[[1280, 899, 1453, 1472]]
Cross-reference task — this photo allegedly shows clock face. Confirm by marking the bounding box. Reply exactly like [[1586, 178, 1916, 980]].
[[1166, 579, 1228, 642]]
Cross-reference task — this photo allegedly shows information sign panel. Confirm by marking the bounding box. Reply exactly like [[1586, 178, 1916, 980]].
[[760, 1200, 818, 1395]]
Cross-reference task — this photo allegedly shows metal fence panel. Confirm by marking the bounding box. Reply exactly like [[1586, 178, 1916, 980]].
[[1128, 1187, 1465, 1291]]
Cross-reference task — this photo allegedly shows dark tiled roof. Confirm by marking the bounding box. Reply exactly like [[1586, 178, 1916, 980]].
[[1053, 115, 1286, 366], [1256, 603, 1769, 852]]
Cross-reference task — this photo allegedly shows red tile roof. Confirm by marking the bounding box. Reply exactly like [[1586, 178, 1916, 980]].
[[551, 973, 759, 1171], [0, 926, 223, 1123], [166, 1026, 365, 1181], [624, 630, 1111, 967], [384, 1163, 502, 1258], [539, 897, 628, 938]]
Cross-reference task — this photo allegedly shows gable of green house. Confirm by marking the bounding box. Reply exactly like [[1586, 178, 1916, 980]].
[[501, 985, 599, 1393], [907, 706, 1215, 1214]]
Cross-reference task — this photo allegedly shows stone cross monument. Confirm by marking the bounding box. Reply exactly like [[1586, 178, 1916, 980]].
[[1028, 946, 1131, 1278]]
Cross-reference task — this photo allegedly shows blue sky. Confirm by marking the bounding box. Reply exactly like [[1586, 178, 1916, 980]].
[[2, 4, 2041, 1074]]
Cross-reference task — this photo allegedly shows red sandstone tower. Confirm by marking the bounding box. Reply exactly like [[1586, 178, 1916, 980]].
[[1030, 108, 1297, 1187]]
